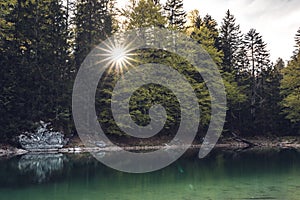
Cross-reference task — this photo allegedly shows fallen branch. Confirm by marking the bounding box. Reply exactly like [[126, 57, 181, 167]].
[[231, 132, 257, 147]]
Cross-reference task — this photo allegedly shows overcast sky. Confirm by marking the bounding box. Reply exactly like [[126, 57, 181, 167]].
[[117, 0, 300, 62]]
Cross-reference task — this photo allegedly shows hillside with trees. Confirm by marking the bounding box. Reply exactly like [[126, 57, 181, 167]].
[[1, 0, 300, 145]]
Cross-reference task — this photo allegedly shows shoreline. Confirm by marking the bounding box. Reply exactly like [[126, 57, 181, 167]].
[[1, 136, 300, 157]]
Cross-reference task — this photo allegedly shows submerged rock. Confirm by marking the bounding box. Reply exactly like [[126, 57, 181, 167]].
[[18, 121, 67, 150]]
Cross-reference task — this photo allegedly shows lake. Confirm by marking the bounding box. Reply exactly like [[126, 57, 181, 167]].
[[0, 148, 300, 200]]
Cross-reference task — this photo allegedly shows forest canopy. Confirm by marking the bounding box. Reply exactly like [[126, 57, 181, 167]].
[[1, 0, 300, 143]]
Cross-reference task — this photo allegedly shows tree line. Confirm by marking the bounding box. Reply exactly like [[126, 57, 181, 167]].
[[1, 0, 300, 143]]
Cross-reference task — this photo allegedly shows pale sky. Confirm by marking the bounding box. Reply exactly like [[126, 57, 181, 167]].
[[117, 0, 300, 62]]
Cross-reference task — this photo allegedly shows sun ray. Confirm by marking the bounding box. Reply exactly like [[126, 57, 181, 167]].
[[91, 37, 139, 76]]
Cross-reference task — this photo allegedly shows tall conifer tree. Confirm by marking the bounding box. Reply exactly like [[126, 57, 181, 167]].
[[220, 10, 243, 73], [164, 0, 186, 30]]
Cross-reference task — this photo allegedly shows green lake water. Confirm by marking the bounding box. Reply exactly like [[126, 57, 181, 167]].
[[0, 148, 300, 200]]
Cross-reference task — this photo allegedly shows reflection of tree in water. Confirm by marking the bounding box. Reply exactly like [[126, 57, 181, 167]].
[[18, 153, 67, 183]]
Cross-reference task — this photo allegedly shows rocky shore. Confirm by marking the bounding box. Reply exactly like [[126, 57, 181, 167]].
[[1, 136, 300, 157]]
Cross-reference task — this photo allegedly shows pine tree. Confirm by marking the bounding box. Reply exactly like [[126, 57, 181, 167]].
[[244, 29, 271, 77], [220, 10, 243, 73], [164, 0, 186, 30], [218, 10, 250, 134], [235, 44, 250, 78], [281, 29, 300, 124], [251, 58, 286, 134], [190, 23, 246, 134], [107, 0, 119, 33], [202, 14, 219, 48], [243, 29, 271, 133], [188, 13, 220, 50], [191, 26, 223, 65], [292, 27, 300, 58], [0, 0, 73, 139], [202, 14, 218, 34], [73, 0, 113, 68], [0, 0, 18, 140], [263, 58, 289, 134], [188, 9, 201, 29], [127, 0, 166, 29], [295, 27, 300, 49], [281, 53, 300, 123]]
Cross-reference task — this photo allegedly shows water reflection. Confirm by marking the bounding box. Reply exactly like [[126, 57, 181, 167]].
[[0, 148, 300, 200], [18, 153, 67, 183]]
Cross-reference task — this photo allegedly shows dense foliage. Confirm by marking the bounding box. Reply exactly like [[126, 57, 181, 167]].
[[1, 0, 300, 143]]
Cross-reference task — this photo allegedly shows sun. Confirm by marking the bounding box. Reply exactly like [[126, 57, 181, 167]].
[[96, 38, 137, 75], [111, 47, 126, 64], [110, 46, 130, 70]]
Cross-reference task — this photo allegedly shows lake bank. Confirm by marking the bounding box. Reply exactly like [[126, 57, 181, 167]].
[[1, 135, 300, 157]]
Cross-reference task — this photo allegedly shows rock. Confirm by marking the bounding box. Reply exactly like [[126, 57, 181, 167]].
[[14, 148, 28, 155], [0, 148, 28, 156], [18, 121, 67, 151], [95, 141, 107, 148], [58, 148, 69, 153], [74, 147, 82, 152], [0, 149, 5, 155], [68, 148, 75, 152], [87, 140, 107, 148]]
